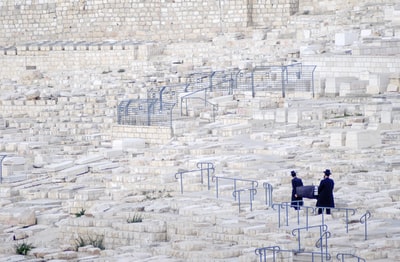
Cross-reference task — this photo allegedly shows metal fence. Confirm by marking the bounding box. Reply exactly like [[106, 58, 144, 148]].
[[117, 98, 175, 127], [117, 63, 316, 127], [235, 63, 316, 97], [191, 64, 316, 97], [185, 71, 213, 93]]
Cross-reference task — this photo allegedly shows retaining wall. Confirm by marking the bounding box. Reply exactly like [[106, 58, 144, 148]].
[[0, 0, 299, 46]]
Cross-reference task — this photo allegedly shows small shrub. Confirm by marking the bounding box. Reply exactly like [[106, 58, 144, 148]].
[[74, 235, 86, 251], [75, 208, 86, 217], [88, 235, 105, 250], [75, 235, 105, 251], [127, 213, 143, 223], [15, 242, 35, 255]]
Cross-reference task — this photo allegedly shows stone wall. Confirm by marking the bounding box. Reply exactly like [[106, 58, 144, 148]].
[[0, 0, 299, 46], [303, 54, 400, 95], [0, 41, 161, 80], [111, 125, 172, 145]]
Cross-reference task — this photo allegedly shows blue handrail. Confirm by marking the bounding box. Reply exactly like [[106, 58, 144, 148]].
[[212, 176, 258, 200], [292, 224, 328, 252], [232, 188, 257, 212], [180, 87, 218, 121], [0, 154, 6, 183], [174, 162, 215, 194], [336, 253, 366, 262], [315, 231, 332, 261], [360, 210, 371, 240], [254, 246, 280, 262], [315, 207, 357, 233], [196, 162, 215, 190], [262, 182, 273, 207], [272, 202, 315, 228], [255, 245, 331, 262]]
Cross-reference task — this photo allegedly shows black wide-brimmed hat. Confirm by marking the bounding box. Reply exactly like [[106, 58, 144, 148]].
[[323, 169, 331, 176]]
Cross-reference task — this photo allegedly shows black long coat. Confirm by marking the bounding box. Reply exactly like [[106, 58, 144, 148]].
[[291, 177, 304, 209], [316, 177, 335, 208]]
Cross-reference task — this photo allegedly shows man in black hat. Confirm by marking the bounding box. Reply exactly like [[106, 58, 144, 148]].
[[316, 169, 335, 214], [290, 170, 304, 210]]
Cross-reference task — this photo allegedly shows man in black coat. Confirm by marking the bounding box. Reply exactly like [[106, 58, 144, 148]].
[[316, 169, 335, 214], [291, 170, 304, 210]]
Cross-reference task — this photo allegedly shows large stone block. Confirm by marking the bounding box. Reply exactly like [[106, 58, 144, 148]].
[[335, 31, 359, 46], [325, 77, 358, 97], [0, 207, 36, 226], [45, 161, 74, 172], [112, 138, 146, 151], [75, 154, 105, 165], [287, 108, 300, 123], [330, 130, 346, 148], [366, 74, 389, 94], [275, 108, 287, 123], [345, 130, 381, 149], [2, 156, 26, 177]]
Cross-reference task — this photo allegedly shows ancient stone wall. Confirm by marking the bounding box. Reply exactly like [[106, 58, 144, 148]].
[[0, 0, 299, 47], [0, 41, 161, 80]]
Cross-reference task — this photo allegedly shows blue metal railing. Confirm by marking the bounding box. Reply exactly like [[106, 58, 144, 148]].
[[315, 230, 332, 261], [272, 203, 358, 232], [117, 63, 316, 127], [0, 154, 6, 183], [174, 162, 215, 194], [263, 182, 273, 207], [254, 245, 281, 262], [235, 69, 255, 97], [272, 202, 315, 228], [159, 83, 188, 109], [236, 63, 317, 98], [255, 245, 331, 262], [292, 225, 328, 253], [210, 70, 238, 94], [180, 87, 218, 121], [117, 98, 175, 127], [232, 188, 257, 212], [212, 176, 258, 200], [360, 210, 371, 240], [196, 162, 215, 190], [185, 71, 213, 92], [315, 207, 357, 233], [336, 253, 366, 262]]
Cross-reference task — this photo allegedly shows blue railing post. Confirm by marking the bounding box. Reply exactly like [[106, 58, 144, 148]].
[[263, 182, 273, 207], [233, 189, 241, 212], [0, 154, 6, 183], [272, 203, 282, 228], [174, 171, 184, 194], [233, 179, 237, 200], [197, 162, 215, 190], [212, 176, 258, 204], [251, 69, 255, 97], [281, 202, 290, 226], [281, 66, 286, 98], [336, 253, 366, 262], [175, 162, 215, 194], [215, 176, 219, 198], [360, 210, 371, 240], [292, 224, 328, 254], [336, 207, 356, 233]]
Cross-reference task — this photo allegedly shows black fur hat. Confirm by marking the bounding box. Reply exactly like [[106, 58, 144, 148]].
[[323, 169, 331, 176]]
